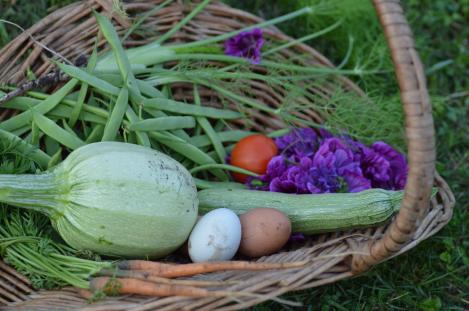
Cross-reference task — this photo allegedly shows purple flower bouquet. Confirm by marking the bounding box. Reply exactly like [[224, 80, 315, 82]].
[[247, 128, 408, 195]]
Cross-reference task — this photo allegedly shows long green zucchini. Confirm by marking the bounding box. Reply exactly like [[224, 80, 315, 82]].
[[198, 188, 406, 234]]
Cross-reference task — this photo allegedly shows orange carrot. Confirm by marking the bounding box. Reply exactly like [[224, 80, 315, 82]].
[[98, 269, 239, 286], [76, 288, 93, 300], [90, 277, 246, 298], [117, 260, 307, 278]]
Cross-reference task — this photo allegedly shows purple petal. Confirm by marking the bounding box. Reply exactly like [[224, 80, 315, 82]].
[[224, 28, 264, 64], [289, 232, 306, 242], [265, 155, 288, 179], [370, 142, 408, 190], [275, 127, 319, 160], [319, 128, 334, 139], [270, 177, 297, 193], [344, 172, 371, 192]]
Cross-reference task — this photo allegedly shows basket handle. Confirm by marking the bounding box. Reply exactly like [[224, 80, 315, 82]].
[[352, 0, 436, 272]]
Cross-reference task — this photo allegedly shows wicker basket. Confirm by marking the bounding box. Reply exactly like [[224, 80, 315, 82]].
[[0, 0, 455, 310]]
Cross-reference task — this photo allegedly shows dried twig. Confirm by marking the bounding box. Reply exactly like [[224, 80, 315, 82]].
[[0, 55, 87, 105], [0, 19, 87, 105]]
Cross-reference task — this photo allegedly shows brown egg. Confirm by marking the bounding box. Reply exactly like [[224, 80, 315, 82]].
[[239, 208, 291, 258]]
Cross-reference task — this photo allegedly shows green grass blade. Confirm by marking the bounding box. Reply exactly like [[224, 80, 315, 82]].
[[33, 113, 84, 150], [102, 87, 129, 141], [129, 116, 196, 132], [0, 22, 10, 45]]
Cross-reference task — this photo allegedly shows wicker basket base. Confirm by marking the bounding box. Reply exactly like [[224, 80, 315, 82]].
[[0, 0, 455, 310]]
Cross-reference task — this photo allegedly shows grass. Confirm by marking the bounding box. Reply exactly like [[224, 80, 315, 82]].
[[1, 0, 468, 310]]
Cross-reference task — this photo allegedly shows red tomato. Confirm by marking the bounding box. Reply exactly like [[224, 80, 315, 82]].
[[230, 134, 278, 183]]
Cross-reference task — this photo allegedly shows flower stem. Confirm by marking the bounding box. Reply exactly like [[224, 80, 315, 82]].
[[155, 0, 211, 44], [171, 7, 313, 50], [136, 53, 380, 75], [264, 19, 343, 56]]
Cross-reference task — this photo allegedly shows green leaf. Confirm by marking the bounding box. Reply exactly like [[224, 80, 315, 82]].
[[439, 251, 451, 263], [418, 297, 442, 311]]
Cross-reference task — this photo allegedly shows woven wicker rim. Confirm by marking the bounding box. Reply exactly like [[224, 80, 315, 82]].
[[0, 0, 455, 310]]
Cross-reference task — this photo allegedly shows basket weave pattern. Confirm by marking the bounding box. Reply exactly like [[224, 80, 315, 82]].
[[0, 0, 455, 310]]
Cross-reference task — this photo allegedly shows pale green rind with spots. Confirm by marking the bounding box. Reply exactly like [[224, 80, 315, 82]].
[[198, 188, 405, 234]]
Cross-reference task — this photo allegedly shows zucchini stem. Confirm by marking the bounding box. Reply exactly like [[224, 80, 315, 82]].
[[0, 172, 64, 217]]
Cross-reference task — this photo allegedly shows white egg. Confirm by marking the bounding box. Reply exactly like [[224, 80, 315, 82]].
[[188, 208, 241, 262]]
